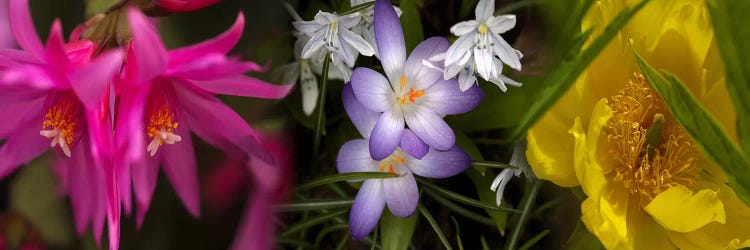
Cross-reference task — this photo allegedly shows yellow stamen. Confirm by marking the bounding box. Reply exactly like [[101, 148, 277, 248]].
[[145, 107, 181, 156], [41, 96, 79, 157], [400, 75, 407, 90], [398, 88, 425, 104], [478, 23, 488, 34], [606, 74, 698, 204]]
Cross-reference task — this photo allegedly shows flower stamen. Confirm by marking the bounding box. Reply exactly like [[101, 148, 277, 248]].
[[145, 107, 181, 156], [40, 94, 80, 158]]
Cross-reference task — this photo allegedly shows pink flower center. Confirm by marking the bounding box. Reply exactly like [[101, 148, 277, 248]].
[[144, 82, 182, 156], [40, 91, 82, 157]]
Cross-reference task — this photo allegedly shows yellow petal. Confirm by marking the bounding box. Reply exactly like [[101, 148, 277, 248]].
[[644, 185, 725, 233], [527, 111, 579, 187], [569, 98, 615, 199]]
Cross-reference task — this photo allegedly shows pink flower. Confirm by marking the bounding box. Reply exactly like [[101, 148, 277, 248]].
[[0, 0, 15, 48], [155, 0, 221, 12], [111, 8, 293, 249], [0, 0, 122, 246]]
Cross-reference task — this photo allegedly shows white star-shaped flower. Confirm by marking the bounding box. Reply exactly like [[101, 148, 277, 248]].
[[431, 0, 523, 92], [349, 0, 402, 57], [490, 139, 529, 206]]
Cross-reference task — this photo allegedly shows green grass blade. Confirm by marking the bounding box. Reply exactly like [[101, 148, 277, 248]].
[[451, 217, 465, 250], [507, 0, 650, 141], [281, 210, 348, 237], [277, 199, 354, 212], [424, 189, 496, 226], [312, 55, 330, 166], [518, 229, 550, 250], [297, 172, 397, 191], [504, 180, 542, 250], [380, 209, 418, 250], [706, 0, 750, 156], [633, 47, 750, 205], [314, 224, 349, 246], [418, 205, 453, 250], [417, 178, 520, 213], [341, 1, 375, 15]]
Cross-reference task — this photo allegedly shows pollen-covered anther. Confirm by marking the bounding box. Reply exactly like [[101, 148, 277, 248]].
[[396, 76, 425, 104], [606, 74, 698, 204], [40, 98, 79, 158], [145, 107, 181, 156]]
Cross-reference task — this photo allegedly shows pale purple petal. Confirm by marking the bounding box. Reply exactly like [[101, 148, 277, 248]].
[[132, 153, 160, 229], [0, 122, 49, 179], [342, 84, 378, 138], [423, 78, 483, 115], [300, 31, 325, 59], [382, 172, 418, 217], [337, 139, 379, 175], [350, 67, 394, 113], [292, 20, 321, 34], [169, 13, 245, 64], [408, 146, 470, 178], [127, 7, 168, 84], [405, 37, 449, 90], [350, 179, 385, 240], [188, 75, 293, 99], [399, 129, 428, 159], [475, 0, 495, 21], [339, 27, 375, 57], [160, 124, 200, 217], [374, 0, 405, 81], [370, 109, 404, 160], [458, 68, 477, 92], [403, 106, 455, 150], [8, 0, 45, 61], [70, 50, 123, 110]]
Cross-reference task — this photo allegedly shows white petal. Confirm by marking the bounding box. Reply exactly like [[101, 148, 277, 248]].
[[475, 0, 495, 21], [444, 35, 475, 66], [491, 33, 522, 70], [340, 27, 375, 57], [458, 68, 476, 92], [293, 20, 323, 34], [473, 47, 493, 80], [450, 20, 478, 36], [444, 64, 463, 80], [314, 11, 338, 24], [301, 31, 326, 59], [300, 62, 319, 116], [339, 13, 362, 29], [487, 15, 516, 34]]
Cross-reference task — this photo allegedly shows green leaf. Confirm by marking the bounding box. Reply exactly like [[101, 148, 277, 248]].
[[417, 178, 520, 213], [277, 199, 354, 212], [633, 47, 750, 205], [504, 180, 542, 250], [399, 0, 424, 53], [451, 217, 465, 250], [380, 208, 418, 250], [706, 0, 750, 156], [314, 224, 349, 246], [11, 158, 73, 247], [312, 55, 331, 165], [281, 210, 348, 237], [455, 133, 510, 233], [518, 229, 551, 250], [418, 205, 453, 250], [506, 0, 650, 141], [565, 220, 605, 250], [423, 190, 496, 226], [341, 1, 376, 15], [296, 172, 397, 191]]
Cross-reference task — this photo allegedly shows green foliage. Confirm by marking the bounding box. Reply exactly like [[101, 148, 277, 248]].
[[505, 180, 542, 250], [277, 199, 355, 212], [633, 47, 750, 206], [418, 205, 453, 250], [380, 209, 418, 250], [518, 229, 550, 250], [706, 0, 750, 157], [399, 0, 424, 53], [296, 172, 397, 190]]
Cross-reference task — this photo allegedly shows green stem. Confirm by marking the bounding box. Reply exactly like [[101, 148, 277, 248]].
[[424, 189, 496, 226], [472, 161, 518, 169], [341, 1, 376, 15], [312, 54, 330, 167], [505, 180, 542, 250], [419, 205, 453, 250], [277, 199, 354, 212]]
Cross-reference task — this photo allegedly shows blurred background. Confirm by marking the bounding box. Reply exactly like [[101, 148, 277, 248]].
[[0, 0, 587, 249]]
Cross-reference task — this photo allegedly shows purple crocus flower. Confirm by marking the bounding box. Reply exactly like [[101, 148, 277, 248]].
[[350, 0, 483, 160], [337, 84, 471, 240]]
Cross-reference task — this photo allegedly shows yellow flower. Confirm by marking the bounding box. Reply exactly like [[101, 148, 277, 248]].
[[527, 0, 750, 249]]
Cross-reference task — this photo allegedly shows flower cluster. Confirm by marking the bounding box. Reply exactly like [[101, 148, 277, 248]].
[[0, 0, 292, 249], [335, 0, 522, 239]]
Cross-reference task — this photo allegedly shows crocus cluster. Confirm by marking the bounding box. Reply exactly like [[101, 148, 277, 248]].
[[0, 1, 291, 249], [336, 0, 493, 239]]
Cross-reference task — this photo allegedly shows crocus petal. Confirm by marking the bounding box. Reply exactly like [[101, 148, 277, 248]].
[[405, 37, 449, 90], [351, 67, 394, 112], [339, 27, 375, 57], [349, 179, 385, 240], [0, 122, 49, 179], [444, 35, 474, 67], [404, 106, 455, 150], [408, 146, 470, 178], [132, 154, 160, 229], [399, 129, 428, 159], [450, 20, 478, 36], [475, 0, 495, 21], [487, 14, 516, 34], [343, 84, 379, 138], [160, 125, 200, 217], [491, 33, 522, 70], [70, 50, 123, 110], [8, 0, 45, 61], [370, 109, 404, 160], [127, 7, 168, 84], [383, 172, 418, 217], [337, 139, 380, 175], [169, 13, 245, 64], [45, 20, 70, 68], [188, 76, 293, 99], [423, 78, 483, 115], [374, 0, 405, 81]]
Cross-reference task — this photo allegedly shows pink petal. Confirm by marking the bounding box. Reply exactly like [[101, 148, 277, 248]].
[[160, 124, 201, 217], [126, 7, 168, 84], [188, 75, 293, 99], [0, 0, 15, 48], [169, 12, 244, 65], [166, 54, 263, 80], [8, 0, 45, 61], [229, 190, 275, 250], [132, 153, 160, 229], [0, 119, 48, 179], [70, 50, 123, 110], [0, 95, 44, 138], [45, 19, 70, 69], [158, 0, 221, 12]]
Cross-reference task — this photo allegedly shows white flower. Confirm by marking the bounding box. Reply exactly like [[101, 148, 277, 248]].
[[349, 0, 402, 57], [293, 11, 375, 82], [435, 0, 523, 92], [490, 139, 528, 206]]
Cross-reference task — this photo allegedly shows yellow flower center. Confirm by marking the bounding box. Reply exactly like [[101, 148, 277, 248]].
[[606, 74, 698, 203], [379, 153, 406, 174], [145, 106, 181, 156], [397, 75, 425, 105], [40, 92, 81, 158], [478, 23, 488, 34]]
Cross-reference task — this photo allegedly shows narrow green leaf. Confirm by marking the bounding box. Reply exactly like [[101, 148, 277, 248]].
[[281, 210, 348, 237], [706, 0, 750, 156], [314, 224, 349, 246], [277, 199, 354, 212], [341, 1, 376, 15], [565, 220, 605, 250], [399, 0, 424, 53], [507, 0, 650, 141], [481, 235, 490, 250], [505, 180, 542, 250], [417, 178, 520, 213], [472, 161, 518, 169], [518, 229, 550, 250], [424, 189, 496, 226], [418, 205, 453, 250], [633, 48, 750, 205], [380, 209, 418, 250], [297, 172, 397, 191], [336, 233, 350, 250], [495, 0, 544, 15], [451, 217, 465, 250], [312, 55, 331, 165]]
